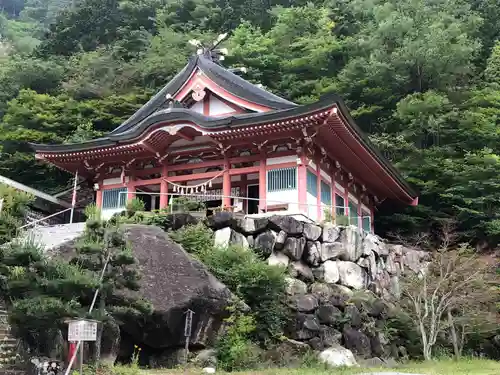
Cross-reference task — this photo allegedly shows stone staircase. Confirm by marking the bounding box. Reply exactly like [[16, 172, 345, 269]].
[[0, 303, 18, 367]]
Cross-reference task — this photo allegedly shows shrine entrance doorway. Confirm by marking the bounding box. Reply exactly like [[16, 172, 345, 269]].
[[247, 184, 259, 214]]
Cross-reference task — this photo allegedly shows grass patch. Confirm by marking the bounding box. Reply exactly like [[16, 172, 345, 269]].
[[141, 358, 500, 375]]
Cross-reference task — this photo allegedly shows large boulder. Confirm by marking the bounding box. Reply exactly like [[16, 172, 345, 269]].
[[337, 261, 367, 290], [268, 251, 290, 267], [319, 345, 358, 367], [320, 242, 345, 262], [293, 294, 319, 313], [310, 282, 333, 303], [117, 225, 237, 349], [283, 236, 306, 261], [235, 217, 268, 235], [206, 212, 237, 230], [100, 318, 121, 366], [304, 240, 321, 267], [322, 223, 341, 243], [289, 261, 314, 282], [268, 215, 304, 235], [303, 223, 322, 241], [287, 313, 321, 340], [285, 277, 308, 295], [316, 304, 342, 325], [275, 230, 288, 250], [254, 230, 277, 257], [339, 226, 363, 262], [214, 227, 249, 249], [343, 327, 372, 358]]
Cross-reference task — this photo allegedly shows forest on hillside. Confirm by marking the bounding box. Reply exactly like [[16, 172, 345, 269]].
[[0, 0, 500, 246]]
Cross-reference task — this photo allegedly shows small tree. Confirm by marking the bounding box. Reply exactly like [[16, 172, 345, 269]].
[[71, 218, 150, 363], [0, 183, 33, 244], [399, 243, 498, 360]]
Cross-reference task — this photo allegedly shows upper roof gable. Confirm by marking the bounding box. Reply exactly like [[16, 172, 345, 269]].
[[110, 52, 296, 136]]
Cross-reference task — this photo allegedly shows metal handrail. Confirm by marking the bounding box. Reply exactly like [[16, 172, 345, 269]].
[[18, 207, 73, 230]]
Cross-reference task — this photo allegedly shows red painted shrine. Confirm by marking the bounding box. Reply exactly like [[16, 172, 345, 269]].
[[31, 47, 417, 231]]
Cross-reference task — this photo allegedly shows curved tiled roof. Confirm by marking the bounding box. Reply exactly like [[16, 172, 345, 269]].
[[109, 52, 296, 136]]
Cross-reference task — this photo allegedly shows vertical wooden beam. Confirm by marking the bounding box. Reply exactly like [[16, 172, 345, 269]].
[[223, 155, 231, 208], [357, 196, 362, 229], [259, 151, 267, 212], [159, 164, 168, 209], [96, 188, 103, 209], [316, 162, 322, 221], [127, 170, 136, 201], [241, 174, 248, 213], [297, 154, 307, 214]]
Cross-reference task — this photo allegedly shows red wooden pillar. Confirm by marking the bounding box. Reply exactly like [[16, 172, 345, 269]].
[[316, 163, 322, 220], [127, 169, 136, 201], [259, 150, 267, 212], [297, 154, 307, 213], [95, 182, 103, 208], [222, 155, 231, 208], [331, 175, 336, 219], [160, 164, 169, 209]]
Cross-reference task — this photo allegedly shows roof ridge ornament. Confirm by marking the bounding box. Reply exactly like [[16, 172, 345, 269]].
[[188, 33, 229, 64]]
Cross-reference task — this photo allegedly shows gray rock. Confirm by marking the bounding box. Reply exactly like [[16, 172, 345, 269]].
[[345, 304, 362, 328], [294, 294, 319, 313], [304, 240, 321, 267], [310, 282, 333, 302], [236, 217, 268, 235], [337, 261, 367, 290], [275, 230, 287, 250], [303, 223, 322, 241], [320, 242, 345, 262], [283, 236, 306, 261], [100, 318, 121, 366], [339, 226, 363, 262], [115, 225, 237, 349], [390, 276, 401, 298], [360, 357, 385, 368], [268, 215, 304, 235], [319, 345, 358, 367], [320, 326, 342, 347], [402, 248, 423, 273], [343, 327, 372, 358], [288, 313, 321, 340], [309, 337, 325, 350], [214, 227, 249, 249], [247, 235, 254, 247], [330, 284, 353, 309], [390, 244, 403, 256], [268, 251, 290, 267], [254, 230, 277, 257], [194, 349, 218, 367], [316, 304, 342, 325], [322, 223, 341, 243], [206, 211, 237, 230], [285, 277, 307, 295], [290, 261, 314, 282], [323, 260, 340, 284], [362, 233, 387, 257]]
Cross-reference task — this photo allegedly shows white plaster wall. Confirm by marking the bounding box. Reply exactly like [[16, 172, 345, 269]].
[[307, 192, 317, 221], [266, 188, 299, 213], [267, 155, 296, 165], [188, 100, 203, 114], [209, 96, 236, 115]]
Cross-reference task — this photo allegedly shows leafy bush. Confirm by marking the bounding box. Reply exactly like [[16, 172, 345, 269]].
[[171, 224, 289, 343], [0, 183, 34, 244], [170, 196, 206, 212], [126, 198, 145, 216], [216, 304, 261, 371]]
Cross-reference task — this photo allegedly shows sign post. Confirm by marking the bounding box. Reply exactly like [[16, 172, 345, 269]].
[[183, 309, 195, 364], [67, 319, 98, 374]]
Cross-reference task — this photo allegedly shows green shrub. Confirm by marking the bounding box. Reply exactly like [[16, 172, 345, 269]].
[[126, 198, 145, 216], [336, 214, 349, 226], [170, 196, 206, 212], [216, 304, 261, 371], [171, 224, 289, 344]]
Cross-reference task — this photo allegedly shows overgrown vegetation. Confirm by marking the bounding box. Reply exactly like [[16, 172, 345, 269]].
[[0, 214, 149, 357], [0, 183, 33, 244], [170, 223, 289, 345]]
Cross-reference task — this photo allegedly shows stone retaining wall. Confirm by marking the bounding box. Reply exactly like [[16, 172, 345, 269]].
[[207, 213, 430, 359], [209, 213, 429, 299]]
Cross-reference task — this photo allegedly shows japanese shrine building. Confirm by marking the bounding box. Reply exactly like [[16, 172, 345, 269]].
[[31, 48, 418, 231]]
